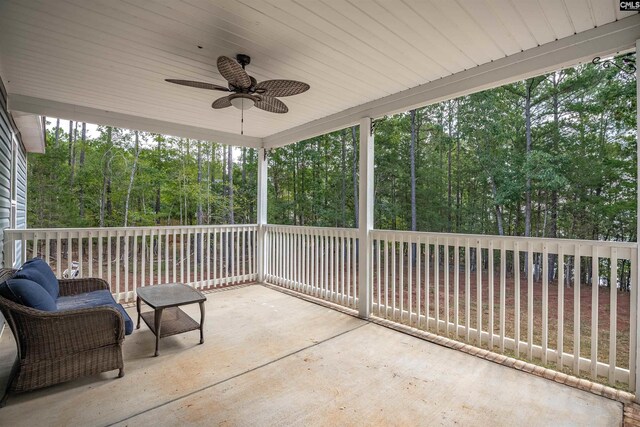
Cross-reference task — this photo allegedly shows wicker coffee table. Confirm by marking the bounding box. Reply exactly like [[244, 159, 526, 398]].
[[136, 283, 206, 356]]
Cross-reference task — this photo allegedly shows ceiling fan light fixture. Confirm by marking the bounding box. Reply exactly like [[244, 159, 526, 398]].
[[230, 95, 255, 110]]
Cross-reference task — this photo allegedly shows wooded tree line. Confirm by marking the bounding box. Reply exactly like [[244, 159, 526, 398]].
[[29, 55, 635, 246], [29, 124, 257, 228], [270, 55, 637, 243]]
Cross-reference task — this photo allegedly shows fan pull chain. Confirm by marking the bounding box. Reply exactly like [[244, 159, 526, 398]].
[[241, 102, 244, 135]]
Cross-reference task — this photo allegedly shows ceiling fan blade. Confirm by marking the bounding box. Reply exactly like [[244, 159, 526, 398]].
[[165, 79, 229, 91], [217, 56, 252, 89], [255, 96, 288, 114], [255, 80, 310, 97], [212, 96, 232, 109]]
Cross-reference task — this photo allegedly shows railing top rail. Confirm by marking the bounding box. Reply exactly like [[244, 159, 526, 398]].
[[371, 228, 638, 249], [266, 224, 358, 233], [5, 224, 258, 234]]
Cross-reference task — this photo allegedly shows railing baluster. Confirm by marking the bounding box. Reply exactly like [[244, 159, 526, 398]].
[[115, 230, 121, 302], [77, 234, 82, 278], [107, 231, 112, 293], [454, 239, 459, 336], [212, 229, 218, 286], [527, 241, 533, 360], [489, 240, 494, 350], [67, 231, 72, 280], [476, 239, 482, 345], [141, 229, 146, 287], [558, 246, 565, 368], [45, 233, 51, 268], [150, 229, 155, 287], [186, 228, 191, 285], [465, 238, 470, 342], [56, 233, 62, 278], [609, 248, 618, 384], [166, 229, 170, 284], [400, 238, 404, 321], [445, 239, 450, 335], [591, 245, 599, 379], [514, 242, 520, 356], [425, 236, 431, 331], [499, 240, 506, 353], [416, 237, 421, 327], [133, 230, 138, 297], [235, 228, 240, 283], [392, 237, 397, 321], [542, 243, 549, 364], [435, 238, 440, 333], [88, 232, 93, 277], [574, 243, 581, 375], [97, 233, 102, 281], [124, 231, 129, 302], [158, 228, 163, 286], [352, 233, 357, 309]]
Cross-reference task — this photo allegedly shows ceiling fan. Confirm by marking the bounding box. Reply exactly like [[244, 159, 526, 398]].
[[165, 54, 310, 114]]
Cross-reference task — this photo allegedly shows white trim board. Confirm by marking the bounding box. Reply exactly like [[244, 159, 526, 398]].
[[7, 95, 261, 148], [263, 15, 640, 148]]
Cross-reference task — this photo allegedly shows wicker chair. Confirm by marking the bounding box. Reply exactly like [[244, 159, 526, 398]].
[[0, 268, 125, 405]]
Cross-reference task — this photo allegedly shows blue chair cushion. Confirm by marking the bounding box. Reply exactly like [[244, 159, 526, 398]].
[[0, 278, 57, 311], [14, 258, 59, 300], [57, 290, 134, 335]]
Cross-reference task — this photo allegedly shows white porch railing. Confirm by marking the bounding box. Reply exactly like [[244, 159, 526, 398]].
[[4, 223, 638, 392], [370, 230, 637, 389], [265, 225, 359, 310], [4, 224, 258, 303]]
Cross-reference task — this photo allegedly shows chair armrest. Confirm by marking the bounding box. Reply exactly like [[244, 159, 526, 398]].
[[14, 306, 125, 360], [58, 277, 111, 296]]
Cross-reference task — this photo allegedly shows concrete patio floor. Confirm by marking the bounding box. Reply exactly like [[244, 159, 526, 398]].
[[0, 284, 623, 426]]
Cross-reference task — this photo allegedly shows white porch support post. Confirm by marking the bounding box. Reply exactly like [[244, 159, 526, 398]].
[[257, 147, 268, 283], [635, 39, 640, 399], [358, 117, 374, 318]]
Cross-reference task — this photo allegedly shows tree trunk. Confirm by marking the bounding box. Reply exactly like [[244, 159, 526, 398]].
[[489, 175, 504, 235], [124, 130, 140, 226], [197, 140, 203, 226], [410, 109, 417, 232], [69, 121, 77, 186], [78, 122, 86, 219], [68, 120, 73, 165], [341, 130, 347, 227], [524, 79, 533, 238], [447, 103, 453, 232], [99, 127, 112, 227], [227, 145, 234, 224], [54, 118, 60, 147], [456, 104, 461, 232], [155, 136, 161, 223], [551, 72, 560, 240], [352, 125, 359, 228]]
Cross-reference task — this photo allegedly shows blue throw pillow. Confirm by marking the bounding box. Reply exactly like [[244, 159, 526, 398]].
[[0, 278, 57, 311], [14, 258, 59, 300]]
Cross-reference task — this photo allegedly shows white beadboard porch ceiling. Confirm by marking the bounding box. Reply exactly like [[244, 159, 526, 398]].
[[0, 0, 638, 148]]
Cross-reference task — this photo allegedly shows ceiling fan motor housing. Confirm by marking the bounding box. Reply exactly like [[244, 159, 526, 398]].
[[236, 54, 251, 68]]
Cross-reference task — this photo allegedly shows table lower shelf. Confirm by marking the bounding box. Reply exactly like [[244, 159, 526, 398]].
[[140, 306, 201, 338]]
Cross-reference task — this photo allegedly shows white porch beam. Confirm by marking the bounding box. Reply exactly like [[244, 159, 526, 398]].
[[8, 94, 262, 148], [263, 15, 640, 149], [358, 117, 373, 319], [257, 147, 268, 283], [635, 38, 640, 400]]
